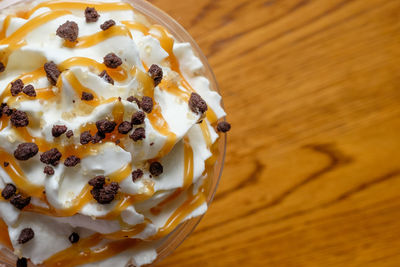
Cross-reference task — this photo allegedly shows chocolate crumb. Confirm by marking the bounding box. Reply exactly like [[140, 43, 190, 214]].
[[0, 62, 5, 73], [189, 93, 208, 115], [141, 96, 153, 113], [1, 184, 16, 200], [10, 194, 31, 210], [80, 131, 92, 145], [148, 64, 163, 86], [81, 92, 94, 101], [17, 258, 27, 267], [3, 161, 9, 167], [103, 53, 122, 69], [131, 111, 145, 125], [96, 119, 116, 134], [52, 125, 68, 137], [64, 156, 81, 167], [132, 169, 143, 182], [130, 127, 145, 142], [127, 96, 141, 107], [56, 21, 79, 42], [18, 228, 34, 244], [2, 103, 13, 116], [85, 7, 100, 22], [10, 79, 24, 96], [88, 176, 106, 188], [40, 148, 62, 166], [90, 182, 119, 204], [14, 143, 38, 161], [217, 121, 231, 133], [115, 139, 121, 145], [66, 130, 74, 138], [99, 70, 114, 85], [149, 161, 163, 176], [69, 232, 80, 244], [44, 61, 61, 86], [10, 110, 29, 128], [92, 131, 105, 144], [22, 84, 36, 97], [44, 166, 55, 175], [150, 142, 154, 146], [100, 19, 116, 31], [118, 121, 132, 134]]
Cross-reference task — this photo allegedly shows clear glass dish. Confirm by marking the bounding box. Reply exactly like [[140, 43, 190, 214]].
[[0, 0, 225, 266]]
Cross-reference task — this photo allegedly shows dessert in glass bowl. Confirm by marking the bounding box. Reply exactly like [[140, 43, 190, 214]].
[[0, 0, 230, 266]]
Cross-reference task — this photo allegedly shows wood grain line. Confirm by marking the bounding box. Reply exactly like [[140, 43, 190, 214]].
[[190, 0, 217, 28], [207, 0, 309, 57], [195, 144, 352, 236], [213, 159, 265, 202], [180, 170, 400, 256], [234, 0, 354, 58]]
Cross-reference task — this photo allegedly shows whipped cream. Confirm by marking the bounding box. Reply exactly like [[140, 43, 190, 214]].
[[0, 0, 226, 266]]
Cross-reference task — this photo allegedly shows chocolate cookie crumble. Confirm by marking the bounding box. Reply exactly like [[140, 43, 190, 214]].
[[80, 131, 92, 144], [189, 93, 208, 115], [16, 258, 27, 267], [132, 169, 143, 182], [10, 194, 31, 210], [130, 127, 145, 142], [22, 84, 36, 97], [148, 64, 163, 86], [217, 121, 231, 133], [56, 21, 79, 42], [3, 161, 9, 167], [118, 121, 132, 134], [104, 53, 122, 68], [141, 96, 153, 113], [88, 176, 106, 188], [149, 161, 163, 176], [14, 143, 38, 161], [44, 61, 61, 86], [100, 19, 116, 31], [131, 111, 145, 125], [89, 179, 119, 204], [66, 130, 74, 138], [64, 156, 81, 167], [2, 103, 13, 116], [44, 166, 55, 175], [52, 125, 68, 137], [96, 119, 116, 134], [81, 92, 94, 101], [18, 228, 34, 244], [0, 62, 5, 73], [85, 7, 100, 22], [99, 70, 114, 85], [40, 148, 62, 166], [92, 131, 105, 144], [10, 110, 29, 128], [10, 79, 24, 96], [1, 184, 16, 200], [69, 232, 80, 244]]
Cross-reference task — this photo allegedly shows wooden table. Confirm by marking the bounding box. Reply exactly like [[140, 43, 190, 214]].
[[150, 0, 400, 266]]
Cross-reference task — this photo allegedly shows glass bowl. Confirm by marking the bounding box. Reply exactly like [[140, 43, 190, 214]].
[[0, 0, 226, 266]]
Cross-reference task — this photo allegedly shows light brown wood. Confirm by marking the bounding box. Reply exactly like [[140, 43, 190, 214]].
[[148, 0, 400, 266]]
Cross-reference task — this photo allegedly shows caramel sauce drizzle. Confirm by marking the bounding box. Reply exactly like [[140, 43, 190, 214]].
[[65, 25, 133, 49], [0, 1, 221, 265], [27, 0, 135, 19], [150, 137, 193, 215]]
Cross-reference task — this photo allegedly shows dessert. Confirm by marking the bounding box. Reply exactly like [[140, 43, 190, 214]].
[[0, 0, 230, 266]]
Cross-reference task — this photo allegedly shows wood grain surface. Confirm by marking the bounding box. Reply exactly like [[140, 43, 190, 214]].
[[148, 0, 400, 266]]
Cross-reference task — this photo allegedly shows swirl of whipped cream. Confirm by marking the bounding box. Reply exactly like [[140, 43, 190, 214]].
[[0, 1, 226, 266]]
